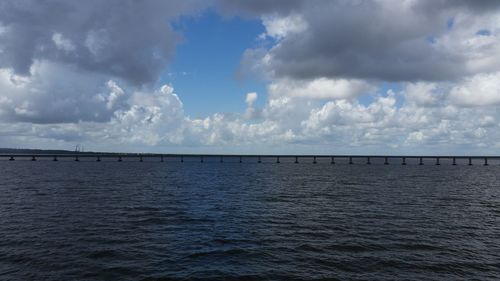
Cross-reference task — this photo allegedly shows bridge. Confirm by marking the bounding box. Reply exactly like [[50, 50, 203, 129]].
[[0, 154, 498, 165]]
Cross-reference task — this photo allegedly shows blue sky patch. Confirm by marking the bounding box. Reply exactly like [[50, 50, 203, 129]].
[[162, 10, 267, 118]]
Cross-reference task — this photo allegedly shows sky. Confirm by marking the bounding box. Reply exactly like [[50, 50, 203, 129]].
[[1, 0, 500, 154]]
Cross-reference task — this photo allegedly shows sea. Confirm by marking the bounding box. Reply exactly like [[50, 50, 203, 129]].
[[0, 157, 499, 280]]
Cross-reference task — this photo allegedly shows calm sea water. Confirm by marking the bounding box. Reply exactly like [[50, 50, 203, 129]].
[[1, 158, 500, 280]]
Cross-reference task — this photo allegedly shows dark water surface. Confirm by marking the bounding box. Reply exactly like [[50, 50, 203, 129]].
[[1, 160, 500, 280]]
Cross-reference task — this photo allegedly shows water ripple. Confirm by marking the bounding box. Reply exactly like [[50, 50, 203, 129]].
[[0, 162, 499, 280]]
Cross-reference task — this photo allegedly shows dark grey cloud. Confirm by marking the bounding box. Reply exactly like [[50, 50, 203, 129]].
[[0, 0, 205, 85], [229, 0, 500, 82], [218, 0, 500, 18], [420, 0, 500, 12], [216, 0, 302, 16]]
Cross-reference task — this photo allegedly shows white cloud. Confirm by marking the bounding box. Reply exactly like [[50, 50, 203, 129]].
[[261, 13, 308, 40], [1, 78, 500, 154], [448, 72, 500, 106], [403, 82, 441, 107], [244, 92, 259, 119], [245, 92, 258, 106], [0, 60, 119, 123], [268, 78, 374, 100], [52, 33, 76, 52]]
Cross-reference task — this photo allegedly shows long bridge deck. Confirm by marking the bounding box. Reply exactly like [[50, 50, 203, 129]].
[[0, 154, 498, 165]]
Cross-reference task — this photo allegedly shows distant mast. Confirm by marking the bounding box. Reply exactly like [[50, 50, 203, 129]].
[[75, 144, 83, 152]]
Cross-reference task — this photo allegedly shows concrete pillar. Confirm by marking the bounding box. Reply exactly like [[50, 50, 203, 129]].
[[402, 157, 406, 165]]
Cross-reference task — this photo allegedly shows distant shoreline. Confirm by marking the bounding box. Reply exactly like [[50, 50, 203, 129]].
[[0, 148, 103, 155]]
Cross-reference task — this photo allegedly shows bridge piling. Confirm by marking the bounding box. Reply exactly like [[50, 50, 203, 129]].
[[3, 154, 497, 166]]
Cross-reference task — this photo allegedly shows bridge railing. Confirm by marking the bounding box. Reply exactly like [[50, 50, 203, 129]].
[[0, 154, 498, 165]]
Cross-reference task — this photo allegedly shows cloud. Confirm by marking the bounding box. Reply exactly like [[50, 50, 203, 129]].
[[245, 92, 258, 107], [216, 0, 302, 17], [238, 0, 500, 82], [107, 84, 185, 145], [260, 13, 307, 39], [448, 72, 500, 106], [0, 0, 204, 124], [0, 60, 121, 123], [1, 1, 500, 154], [1, 79, 500, 154], [0, 0, 205, 85], [268, 78, 374, 100], [52, 33, 76, 52]]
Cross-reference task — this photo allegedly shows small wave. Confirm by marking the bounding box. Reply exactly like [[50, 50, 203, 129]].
[[326, 243, 387, 253], [86, 249, 120, 259], [185, 248, 252, 259]]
